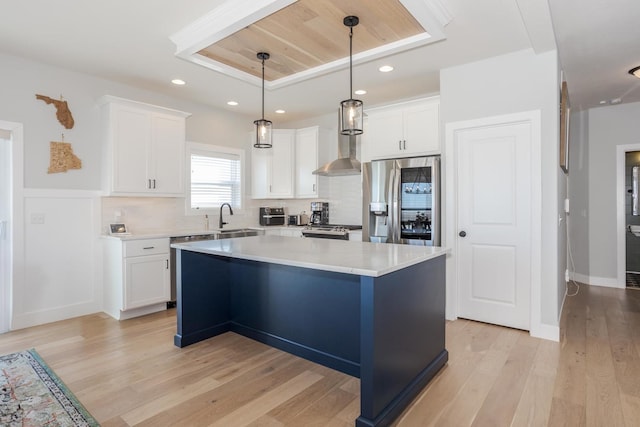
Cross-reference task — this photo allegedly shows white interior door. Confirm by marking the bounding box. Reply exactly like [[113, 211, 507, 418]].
[[457, 121, 532, 330], [0, 133, 10, 333]]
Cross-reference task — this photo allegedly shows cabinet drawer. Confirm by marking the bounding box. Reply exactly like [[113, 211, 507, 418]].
[[123, 238, 169, 257]]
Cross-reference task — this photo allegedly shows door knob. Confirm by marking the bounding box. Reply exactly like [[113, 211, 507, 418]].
[[459, 231, 467, 237]]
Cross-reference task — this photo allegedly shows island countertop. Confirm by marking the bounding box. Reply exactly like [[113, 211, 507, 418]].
[[171, 234, 448, 277]]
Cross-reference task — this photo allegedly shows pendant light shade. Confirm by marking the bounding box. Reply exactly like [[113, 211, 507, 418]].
[[340, 16, 363, 136], [254, 52, 273, 148]]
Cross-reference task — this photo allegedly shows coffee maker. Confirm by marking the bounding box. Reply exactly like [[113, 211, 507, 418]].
[[310, 202, 329, 225]]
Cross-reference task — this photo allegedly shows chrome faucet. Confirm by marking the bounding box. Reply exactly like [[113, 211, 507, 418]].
[[219, 203, 233, 229]]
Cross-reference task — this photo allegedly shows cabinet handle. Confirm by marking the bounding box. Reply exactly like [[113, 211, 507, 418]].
[[398, 140, 402, 150], [270, 184, 272, 193], [403, 140, 406, 150], [143, 246, 155, 250], [313, 184, 316, 192], [166, 259, 169, 269], [153, 179, 156, 189], [148, 179, 151, 189]]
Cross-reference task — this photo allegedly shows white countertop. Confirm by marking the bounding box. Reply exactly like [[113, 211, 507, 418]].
[[171, 235, 448, 277], [101, 227, 268, 241]]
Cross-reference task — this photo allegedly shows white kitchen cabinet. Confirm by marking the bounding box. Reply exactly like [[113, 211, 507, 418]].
[[295, 126, 329, 198], [349, 230, 363, 241], [281, 227, 303, 237], [262, 227, 303, 237], [251, 129, 295, 199], [103, 237, 170, 320], [263, 228, 283, 236], [363, 97, 440, 161], [100, 95, 191, 196]]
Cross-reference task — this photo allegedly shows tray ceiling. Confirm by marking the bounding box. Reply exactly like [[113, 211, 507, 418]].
[[171, 0, 451, 89]]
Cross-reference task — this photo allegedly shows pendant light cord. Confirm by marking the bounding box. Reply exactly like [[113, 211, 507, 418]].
[[261, 56, 265, 120], [349, 26, 353, 100]]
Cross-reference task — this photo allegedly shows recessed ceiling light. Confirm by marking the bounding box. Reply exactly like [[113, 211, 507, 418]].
[[611, 98, 622, 104], [599, 100, 607, 105], [171, 79, 186, 85], [355, 89, 367, 95], [227, 101, 238, 106], [629, 66, 640, 78], [275, 109, 285, 114], [378, 65, 394, 73]]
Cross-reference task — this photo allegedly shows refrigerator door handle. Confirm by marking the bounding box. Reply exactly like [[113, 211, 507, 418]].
[[390, 163, 400, 244]]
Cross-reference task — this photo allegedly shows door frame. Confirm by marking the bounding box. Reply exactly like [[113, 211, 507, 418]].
[[444, 110, 542, 334], [616, 143, 640, 288], [0, 120, 24, 332]]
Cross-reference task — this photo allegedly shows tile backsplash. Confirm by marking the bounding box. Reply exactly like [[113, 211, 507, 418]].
[[101, 174, 362, 234]]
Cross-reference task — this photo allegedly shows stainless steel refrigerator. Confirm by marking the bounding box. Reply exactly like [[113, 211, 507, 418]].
[[362, 156, 440, 246]]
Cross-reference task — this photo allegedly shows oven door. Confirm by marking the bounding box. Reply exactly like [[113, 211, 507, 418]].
[[262, 214, 286, 226], [302, 230, 349, 240]]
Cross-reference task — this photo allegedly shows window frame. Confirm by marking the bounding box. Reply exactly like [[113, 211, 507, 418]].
[[184, 141, 245, 216]]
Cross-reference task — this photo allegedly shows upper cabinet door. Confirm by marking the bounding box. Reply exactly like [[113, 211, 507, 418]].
[[269, 130, 295, 198], [151, 114, 185, 195], [365, 108, 404, 160], [362, 97, 440, 162], [403, 99, 440, 154], [111, 106, 151, 193], [251, 129, 295, 199], [101, 96, 190, 197], [295, 126, 330, 198]]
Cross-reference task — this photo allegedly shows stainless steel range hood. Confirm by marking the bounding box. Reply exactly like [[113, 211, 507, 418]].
[[313, 114, 361, 176]]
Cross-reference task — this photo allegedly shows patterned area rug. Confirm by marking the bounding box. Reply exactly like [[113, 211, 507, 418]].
[[0, 349, 99, 426]]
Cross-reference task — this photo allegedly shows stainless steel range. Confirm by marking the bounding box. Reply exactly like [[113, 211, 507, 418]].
[[302, 224, 362, 240]]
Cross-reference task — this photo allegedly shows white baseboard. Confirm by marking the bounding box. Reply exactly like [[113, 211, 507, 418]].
[[570, 272, 623, 289], [12, 300, 102, 330], [105, 303, 169, 321], [530, 322, 559, 342]]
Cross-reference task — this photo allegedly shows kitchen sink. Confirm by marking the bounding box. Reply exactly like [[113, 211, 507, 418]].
[[216, 228, 264, 239]]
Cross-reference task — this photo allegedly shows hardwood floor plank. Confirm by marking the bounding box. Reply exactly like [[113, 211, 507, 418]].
[[208, 370, 324, 427], [584, 315, 625, 426], [471, 333, 538, 426], [432, 328, 520, 426], [1, 284, 639, 426], [266, 366, 355, 424], [510, 340, 559, 426], [620, 392, 640, 426], [122, 376, 223, 425], [392, 321, 502, 426]]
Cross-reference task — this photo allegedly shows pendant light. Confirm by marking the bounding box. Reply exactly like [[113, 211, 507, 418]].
[[340, 16, 363, 136], [254, 52, 273, 148]]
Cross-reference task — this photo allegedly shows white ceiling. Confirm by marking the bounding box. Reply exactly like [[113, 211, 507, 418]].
[[1, 0, 638, 122]]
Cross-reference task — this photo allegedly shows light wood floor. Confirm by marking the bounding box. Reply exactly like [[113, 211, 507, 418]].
[[1, 284, 639, 426]]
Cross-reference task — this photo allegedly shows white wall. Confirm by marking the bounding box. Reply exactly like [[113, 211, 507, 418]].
[[567, 110, 590, 283], [274, 111, 363, 225], [440, 48, 561, 335], [0, 52, 255, 329], [0, 136, 10, 333], [586, 101, 640, 284], [0, 53, 253, 191]]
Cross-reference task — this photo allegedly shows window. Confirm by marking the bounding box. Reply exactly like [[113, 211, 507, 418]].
[[186, 142, 244, 214]]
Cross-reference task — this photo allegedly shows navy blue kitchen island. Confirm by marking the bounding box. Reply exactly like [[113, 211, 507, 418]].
[[172, 235, 448, 427]]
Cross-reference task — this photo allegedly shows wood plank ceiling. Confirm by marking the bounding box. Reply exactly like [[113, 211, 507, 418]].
[[196, 0, 425, 81]]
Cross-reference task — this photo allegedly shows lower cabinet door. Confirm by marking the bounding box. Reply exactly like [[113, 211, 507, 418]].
[[124, 254, 170, 310]]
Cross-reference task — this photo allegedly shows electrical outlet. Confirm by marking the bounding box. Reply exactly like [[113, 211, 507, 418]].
[[30, 213, 45, 224]]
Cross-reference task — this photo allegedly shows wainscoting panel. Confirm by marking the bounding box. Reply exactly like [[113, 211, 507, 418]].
[[12, 189, 102, 329]]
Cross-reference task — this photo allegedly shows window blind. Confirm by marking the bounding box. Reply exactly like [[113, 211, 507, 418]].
[[190, 153, 240, 209]]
